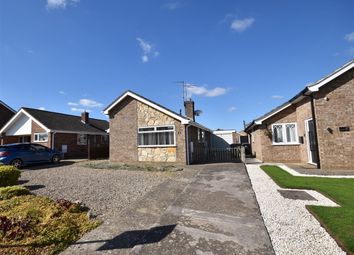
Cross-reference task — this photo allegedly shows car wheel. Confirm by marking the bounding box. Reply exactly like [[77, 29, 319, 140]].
[[11, 159, 23, 168], [52, 155, 61, 164]]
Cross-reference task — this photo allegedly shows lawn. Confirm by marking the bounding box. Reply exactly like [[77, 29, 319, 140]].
[[261, 165, 354, 255]]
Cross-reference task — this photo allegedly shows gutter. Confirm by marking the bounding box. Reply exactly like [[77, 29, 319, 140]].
[[51, 131, 57, 150], [303, 93, 321, 169], [185, 124, 190, 165]]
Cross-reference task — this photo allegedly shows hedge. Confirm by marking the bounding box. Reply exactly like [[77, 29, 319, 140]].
[[0, 165, 21, 187], [0, 185, 30, 200]]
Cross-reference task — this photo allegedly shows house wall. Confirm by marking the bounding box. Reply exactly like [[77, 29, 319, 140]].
[[137, 101, 186, 163], [261, 105, 301, 163], [108, 97, 188, 164], [0, 104, 15, 130], [313, 68, 354, 170], [53, 133, 87, 159], [295, 98, 313, 163], [250, 129, 263, 161], [109, 97, 138, 162]]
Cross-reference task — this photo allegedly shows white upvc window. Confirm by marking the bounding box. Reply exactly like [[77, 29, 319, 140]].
[[138, 125, 176, 147], [34, 132, 48, 142], [271, 123, 299, 145]]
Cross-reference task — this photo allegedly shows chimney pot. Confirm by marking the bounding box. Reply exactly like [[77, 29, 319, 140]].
[[81, 111, 89, 124]]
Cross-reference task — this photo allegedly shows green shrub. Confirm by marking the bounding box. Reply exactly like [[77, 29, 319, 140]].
[[0, 185, 30, 200], [0, 165, 21, 187]]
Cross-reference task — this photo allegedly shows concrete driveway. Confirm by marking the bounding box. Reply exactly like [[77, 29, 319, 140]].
[[63, 163, 274, 255]]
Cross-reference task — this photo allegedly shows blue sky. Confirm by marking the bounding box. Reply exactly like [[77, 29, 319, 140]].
[[0, 0, 353, 130]]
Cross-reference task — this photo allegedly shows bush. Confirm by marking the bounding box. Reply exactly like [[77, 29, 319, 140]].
[[0, 165, 21, 187], [0, 186, 30, 200]]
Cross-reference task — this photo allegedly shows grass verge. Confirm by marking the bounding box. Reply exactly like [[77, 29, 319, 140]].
[[261, 165, 354, 255], [0, 195, 101, 255]]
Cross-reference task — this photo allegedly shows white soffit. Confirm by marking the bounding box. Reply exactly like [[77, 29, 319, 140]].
[[308, 60, 354, 92]]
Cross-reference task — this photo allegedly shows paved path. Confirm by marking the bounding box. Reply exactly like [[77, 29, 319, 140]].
[[62, 163, 274, 255]]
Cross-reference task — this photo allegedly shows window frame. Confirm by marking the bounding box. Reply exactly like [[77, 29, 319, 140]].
[[271, 123, 299, 145], [77, 134, 88, 146], [137, 125, 176, 147], [33, 132, 48, 143]]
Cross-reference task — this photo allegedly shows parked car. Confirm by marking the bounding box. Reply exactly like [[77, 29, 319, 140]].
[[0, 143, 63, 168]]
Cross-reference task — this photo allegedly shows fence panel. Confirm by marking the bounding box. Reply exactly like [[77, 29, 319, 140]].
[[190, 146, 244, 164]]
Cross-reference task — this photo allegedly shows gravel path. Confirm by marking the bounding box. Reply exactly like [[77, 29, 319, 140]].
[[20, 162, 174, 220], [246, 164, 345, 255]]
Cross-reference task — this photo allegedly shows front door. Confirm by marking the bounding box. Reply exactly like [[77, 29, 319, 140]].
[[306, 119, 318, 165]]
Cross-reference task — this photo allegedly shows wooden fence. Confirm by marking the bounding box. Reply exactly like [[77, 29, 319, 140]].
[[190, 146, 245, 164]]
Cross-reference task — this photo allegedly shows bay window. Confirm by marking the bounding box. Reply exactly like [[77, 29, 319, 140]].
[[272, 123, 298, 144], [138, 125, 176, 146]]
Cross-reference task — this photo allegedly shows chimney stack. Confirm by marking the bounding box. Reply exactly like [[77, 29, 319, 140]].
[[184, 99, 195, 121], [81, 111, 89, 124]]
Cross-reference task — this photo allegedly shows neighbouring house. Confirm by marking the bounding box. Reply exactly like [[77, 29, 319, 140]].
[[103, 90, 212, 164], [212, 129, 238, 148], [0, 101, 16, 130], [237, 130, 250, 144], [245, 59, 354, 170], [0, 108, 109, 159]]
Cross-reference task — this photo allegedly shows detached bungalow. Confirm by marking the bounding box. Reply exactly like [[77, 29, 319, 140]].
[[245, 59, 354, 170], [0, 101, 16, 130], [103, 90, 212, 164], [0, 108, 109, 159]]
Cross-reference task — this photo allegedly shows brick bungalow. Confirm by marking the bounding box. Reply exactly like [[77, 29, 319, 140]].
[[0, 108, 109, 159], [103, 90, 212, 164], [0, 101, 16, 130], [245, 59, 354, 170]]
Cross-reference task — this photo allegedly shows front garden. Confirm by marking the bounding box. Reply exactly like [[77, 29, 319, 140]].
[[0, 165, 100, 255], [261, 165, 354, 255]]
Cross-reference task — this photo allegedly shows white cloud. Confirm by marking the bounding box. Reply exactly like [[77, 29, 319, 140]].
[[79, 99, 103, 107], [230, 18, 255, 32], [59, 91, 66, 95], [271, 95, 284, 99], [46, 0, 79, 9], [206, 87, 227, 97], [344, 32, 354, 42], [136, 37, 159, 63], [71, 107, 91, 113], [142, 55, 149, 63], [38, 107, 46, 110], [186, 84, 227, 98], [228, 106, 237, 112], [68, 99, 103, 108], [162, 2, 181, 10]]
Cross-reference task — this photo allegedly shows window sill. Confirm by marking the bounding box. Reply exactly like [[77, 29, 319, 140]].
[[138, 145, 177, 148], [34, 141, 48, 143], [272, 143, 300, 146]]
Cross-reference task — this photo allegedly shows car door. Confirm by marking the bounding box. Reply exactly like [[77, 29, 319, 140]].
[[19, 144, 37, 164], [31, 144, 51, 162]]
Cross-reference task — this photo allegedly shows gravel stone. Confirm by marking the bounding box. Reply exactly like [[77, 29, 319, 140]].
[[246, 164, 346, 255], [20, 163, 172, 220]]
